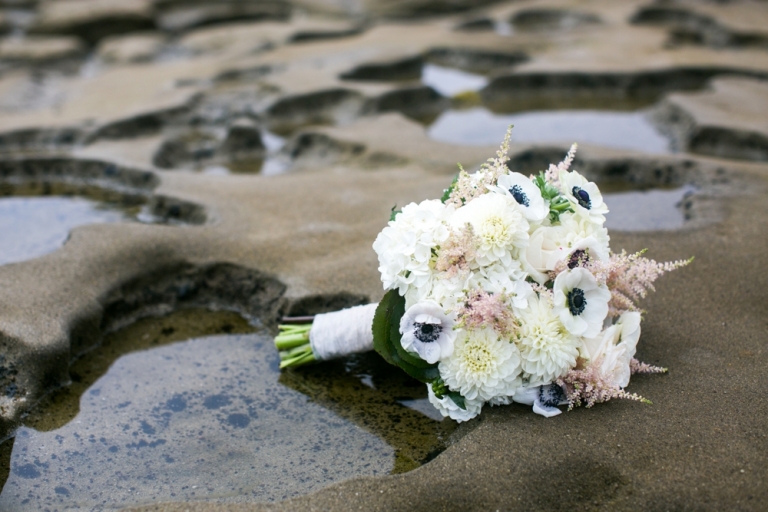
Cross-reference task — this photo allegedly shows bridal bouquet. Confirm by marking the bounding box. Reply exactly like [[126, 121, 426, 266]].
[[275, 129, 690, 421]]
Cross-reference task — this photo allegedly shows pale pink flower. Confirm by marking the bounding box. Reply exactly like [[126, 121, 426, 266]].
[[586, 250, 692, 316], [456, 289, 518, 338], [556, 358, 650, 410], [435, 224, 477, 279], [630, 358, 667, 374]]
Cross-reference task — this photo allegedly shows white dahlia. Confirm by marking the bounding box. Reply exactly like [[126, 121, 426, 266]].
[[399, 301, 457, 364], [439, 327, 522, 401], [427, 385, 483, 422], [516, 294, 580, 385], [552, 268, 611, 338], [559, 170, 608, 221], [450, 192, 529, 268], [493, 172, 548, 222]]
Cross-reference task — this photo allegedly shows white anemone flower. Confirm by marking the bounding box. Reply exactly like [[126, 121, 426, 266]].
[[450, 192, 529, 268], [439, 327, 522, 401], [553, 268, 611, 338], [493, 172, 548, 222], [399, 301, 457, 364], [516, 294, 580, 385], [559, 170, 608, 221], [512, 384, 568, 418], [582, 312, 641, 388], [427, 385, 483, 422]]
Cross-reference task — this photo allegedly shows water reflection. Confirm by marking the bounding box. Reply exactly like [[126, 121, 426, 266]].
[[428, 107, 672, 154], [0, 309, 454, 509]]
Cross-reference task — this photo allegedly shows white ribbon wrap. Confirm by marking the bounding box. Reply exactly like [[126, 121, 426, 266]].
[[309, 303, 378, 361]]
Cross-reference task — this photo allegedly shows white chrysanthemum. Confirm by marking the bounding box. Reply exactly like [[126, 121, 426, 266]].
[[516, 294, 580, 385], [372, 199, 452, 297], [450, 192, 529, 268], [582, 312, 641, 388], [399, 301, 457, 364], [552, 268, 611, 338], [492, 172, 548, 222], [439, 327, 522, 401], [468, 262, 531, 310], [427, 385, 483, 422], [559, 170, 608, 221]]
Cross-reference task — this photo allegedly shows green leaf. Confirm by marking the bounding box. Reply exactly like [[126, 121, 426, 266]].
[[446, 391, 466, 410], [441, 174, 459, 203], [372, 290, 400, 366], [389, 205, 401, 222]]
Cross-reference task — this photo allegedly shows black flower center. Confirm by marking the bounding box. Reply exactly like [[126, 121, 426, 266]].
[[539, 384, 566, 408], [567, 288, 587, 316], [567, 249, 589, 269], [572, 186, 591, 210], [414, 322, 442, 343], [509, 185, 530, 207]]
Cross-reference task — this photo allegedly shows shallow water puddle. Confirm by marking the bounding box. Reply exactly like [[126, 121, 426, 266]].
[[421, 64, 489, 97], [0, 309, 454, 509], [428, 107, 672, 153], [602, 184, 695, 231], [0, 180, 150, 265]]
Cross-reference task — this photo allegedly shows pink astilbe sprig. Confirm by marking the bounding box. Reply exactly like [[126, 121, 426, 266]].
[[446, 126, 513, 207], [556, 359, 651, 410], [435, 224, 477, 279], [456, 289, 518, 338], [630, 358, 667, 375], [586, 250, 692, 316], [544, 143, 578, 185]]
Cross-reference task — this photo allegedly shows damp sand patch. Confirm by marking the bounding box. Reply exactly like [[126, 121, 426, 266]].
[[0, 309, 455, 509]]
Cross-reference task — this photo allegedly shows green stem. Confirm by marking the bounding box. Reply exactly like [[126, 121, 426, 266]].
[[274, 323, 316, 368]]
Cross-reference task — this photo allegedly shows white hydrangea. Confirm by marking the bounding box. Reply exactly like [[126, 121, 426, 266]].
[[372, 199, 452, 297], [439, 327, 522, 402], [516, 294, 581, 386], [468, 262, 532, 310], [427, 385, 483, 422], [450, 192, 529, 269]]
